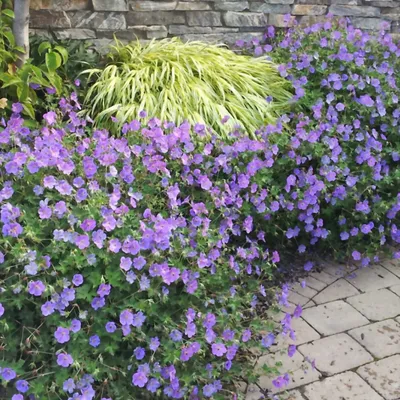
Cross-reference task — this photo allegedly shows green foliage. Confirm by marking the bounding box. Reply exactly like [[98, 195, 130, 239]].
[[83, 38, 292, 139]]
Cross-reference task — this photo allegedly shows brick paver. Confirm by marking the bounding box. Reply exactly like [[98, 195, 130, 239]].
[[357, 355, 400, 400], [298, 333, 373, 376], [301, 300, 369, 335], [349, 319, 400, 358], [345, 264, 400, 292], [246, 262, 400, 400], [346, 288, 400, 321], [313, 279, 359, 304], [303, 371, 384, 400]]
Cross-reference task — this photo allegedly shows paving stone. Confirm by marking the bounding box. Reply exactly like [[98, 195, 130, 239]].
[[282, 391, 307, 400], [302, 301, 369, 335], [317, 260, 356, 277], [346, 288, 400, 321], [291, 283, 318, 299], [304, 276, 328, 291], [245, 385, 263, 400], [345, 264, 400, 292], [303, 371, 384, 400], [272, 318, 321, 352], [256, 350, 321, 393], [380, 259, 400, 278], [309, 270, 337, 285], [357, 355, 400, 399], [304, 300, 316, 309], [390, 284, 400, 296], [288, 290, 311, 306], [313, 279, 359, 304], [349, 319, 400, 358], [298, 333, 374, 376]]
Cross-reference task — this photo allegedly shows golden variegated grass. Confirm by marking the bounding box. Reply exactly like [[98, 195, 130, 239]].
[[83, 38, 292, 140]]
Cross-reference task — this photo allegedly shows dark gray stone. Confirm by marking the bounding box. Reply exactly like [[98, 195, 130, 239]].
[[329, 5, 381, 16], [126, 11, 186, 25], [54, 28, 96, 39], [30, 10, 72, 28], [223, 11, 267, 27], [187, 11, 222, 26]]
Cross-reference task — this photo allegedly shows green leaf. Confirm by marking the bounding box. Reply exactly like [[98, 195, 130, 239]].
[[2, 9, 14, 18], [45, 51, 62, 71], [54, 45, 69, 64], [38, 41, 52, 56]]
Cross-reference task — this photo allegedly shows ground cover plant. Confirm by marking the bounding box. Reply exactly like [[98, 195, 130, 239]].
[[1, 14, 400, 400], [83, 38, 292, 139]]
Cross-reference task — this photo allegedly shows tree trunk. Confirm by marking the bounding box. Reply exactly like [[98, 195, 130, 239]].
[[13, 0, 30, 67]]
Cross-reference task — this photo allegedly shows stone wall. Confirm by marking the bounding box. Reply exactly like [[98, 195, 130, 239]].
[[30, 0, 400, 48]]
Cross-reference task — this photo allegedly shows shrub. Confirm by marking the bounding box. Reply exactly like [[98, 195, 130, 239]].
[[0, 99, 298, 400], [236, 18, 400, 264], [83, 38, 292, 140]]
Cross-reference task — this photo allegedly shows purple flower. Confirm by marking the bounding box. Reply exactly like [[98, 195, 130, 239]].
[[132, 311, 146, 327], [16, 380, 29, 393], [28, 280, 46, 296], [261, 333, 275, 348], [63, 378, 76, 393], [72, 274, 84, 286], [97, 283, 111, 297], [43, 111, 57, 125], [105, 322, 117, 333], [134, 347, 145, 360], [132, 371, 148, 388], [3, 222, 23, 237], [293, 304, 302, 318], [12, 395, 23, 400], [1, 367, 16, 381], [150, 337, 160, 351], [242, 329, 251, 342], [288, 345, 296, 357], [146, 378, 161, 393], [304, 261, 314, 271], [352, 250, 361, 261], [57, 353, 73, 367], [70, 319, 81, 333], [0, 303, 3, 318], [272, 373, 290, 389], [91, 296, 105, 310], [75, 234, 90, 250], [170, 329, 182, 342], [211, 343, 227, 356], [89, 335, 101, 348], [54, 327, 70, 344]]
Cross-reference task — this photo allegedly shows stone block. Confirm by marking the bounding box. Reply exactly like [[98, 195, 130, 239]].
[[291, 282, 318, 299], [345, 264, 400, 292], [131, 1, 177, 11], [357, 355, 400, 399], [138, 25, 169, 39], [297, 0, 329, 4], [169, 25, 213, 34], [349, 319, 400, 358], [30, 10, 72, 28], [33, 0, 91, 10], [214, 1, 249, 11], [54, 28, 96, 39], [93, 0, 129, 11], [301, 300, 369, 335], [249, 3, 292, 13], [304, 276, 327, 291], [187, 11, 222, 26], [304, 371, 384, 400], [329, 5, 381, 16], [390, 284, 400, 296], [370, 1, 400, 6], [298, 15, 327, 25], [223, 11, 267, 27], [256, 351, 321, 393], [351, 17, 390, 29], [382, 9, 400, 20], [127, 11, 185, 26], [309, 270, 337, 285], [176, 2, 212, 10], [330, 0, 361, 4], [267, 14, 296, 27], [97, 29, 146, 40], [298, 333, 374, 376], [261, 0, 294, 3], [346, 288, 400, 320], [272, 317, 320, 352], [313, 279, 359, 304], [292, 5, 328, 15]]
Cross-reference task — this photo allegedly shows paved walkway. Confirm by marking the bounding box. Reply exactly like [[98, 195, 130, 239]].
[[246, 260, 400, 400]]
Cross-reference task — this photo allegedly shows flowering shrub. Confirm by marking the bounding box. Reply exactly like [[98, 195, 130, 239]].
[[236, 18, 400, 265], [0, 98, 296, 400]]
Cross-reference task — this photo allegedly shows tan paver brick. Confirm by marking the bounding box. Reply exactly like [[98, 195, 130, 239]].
[[349, 319, 400, 358], [304, 276, 327, 291], [380, 259, 400, 278], [313, 279, 359, 304], [346, 288, 400, 321], [345, 264, 400, 292], [309, 270, 337, 285], [357, 355, 400, 400], [390, 284, 400, 297], [302, 300, 369, 335], [303, 371, 384, 400], [256, 350, 321, 393], [298, 333, 374, 376]]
